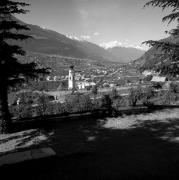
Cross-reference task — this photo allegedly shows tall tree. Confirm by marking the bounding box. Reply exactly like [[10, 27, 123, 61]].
[[91, 85, 98, 100], [143, 0, 179, 77], [0, 0, 48, 133]]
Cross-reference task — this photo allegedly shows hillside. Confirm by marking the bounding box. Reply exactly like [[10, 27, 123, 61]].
[[133, 35, 179, 70], [108, 47, 145, 63], [10, 18, 118, 62], [17, 52, 121, 76], [11, 17, 145, 63]]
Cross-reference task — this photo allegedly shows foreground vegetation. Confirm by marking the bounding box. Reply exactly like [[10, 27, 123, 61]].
[[8, 83, 179, 122]]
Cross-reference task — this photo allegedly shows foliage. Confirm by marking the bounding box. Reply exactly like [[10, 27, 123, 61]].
[[86, 86, 92, 91], [169, 82, 179, 93], [0, 0, 49, 133], [37, 93, 51, 116], [143, 86, 155, 99], [10, 91, 68, 119], [128, 85, 143, 106], [143, 75, 153, 82], [91, 85, 98, 100], [112, 96, 129, 110], [28, 80, 67, 91], [91, 98, 101, 110], [110, 88, 119, 100], [162, 82, 179, 104], [100, 94, 112, 110], [65, 94, 93, 112], [10, 92, 34, 119], [163, 89, 178, 104], [143, 0, 179, 77], [152, 82, 163, 89], [142, 86, 155, 106], [37, 102, 65, 116]]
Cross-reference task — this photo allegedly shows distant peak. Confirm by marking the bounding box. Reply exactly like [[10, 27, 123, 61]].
[[100, 41, 122, 49], [100, 40, 147, 51], [65, 34, 91, 42], [65, 35, 81, 41]]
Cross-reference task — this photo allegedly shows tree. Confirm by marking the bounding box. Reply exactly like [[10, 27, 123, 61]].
[[101, 94, 112, 115], [0, 0, 48, 133], [143, 0, 179, 77], [65, 94, 93, 112], [128, 85, 143, 106], [91, 85, 98, 100], [110, 88, 118, 100], [37, 93, 50, 116]]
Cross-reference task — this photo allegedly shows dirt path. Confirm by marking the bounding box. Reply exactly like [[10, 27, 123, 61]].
[[1, 108, 179, 179]]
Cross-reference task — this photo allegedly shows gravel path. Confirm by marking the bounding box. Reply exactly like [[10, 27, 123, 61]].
[[1, 108, 179, 179]]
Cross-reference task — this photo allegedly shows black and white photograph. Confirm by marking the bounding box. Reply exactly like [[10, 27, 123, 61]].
[[0, 0, 179, 179]]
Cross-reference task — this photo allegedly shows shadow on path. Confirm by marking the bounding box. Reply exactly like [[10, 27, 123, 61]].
[[1, 112, 179, 180]]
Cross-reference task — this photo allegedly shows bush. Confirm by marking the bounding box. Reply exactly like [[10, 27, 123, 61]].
[[160, 82, 179, 105], [86, 86, 92, 91], [13, 92, 36, 119], [112, 96, 129, 110], [128, 85, 142, 106], [110, 88, 119, 100], [143, 100, 154, 107], [43, 103, 66, 115], [143, 75, 153, 82], [101, 94, 112, 110], [170, 82, 179, 93], [92, 98, 101, 110], [37, 93, 51, 116], [144, 86, 155, 99], [65, 94, 93, 113], [152, 82, 162, 89], [142, 85, 155, 106], [91, 85, 98, 99], [163, 89, 178, 105], [112, 98, 122, 110], [79, 94, 93, 111], [10, 105, 33, 119]]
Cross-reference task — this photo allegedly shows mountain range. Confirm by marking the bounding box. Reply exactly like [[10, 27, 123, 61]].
[[11, 18, 145, 63]]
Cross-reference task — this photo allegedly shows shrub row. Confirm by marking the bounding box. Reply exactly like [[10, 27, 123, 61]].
[[9, 84, 179, 120]]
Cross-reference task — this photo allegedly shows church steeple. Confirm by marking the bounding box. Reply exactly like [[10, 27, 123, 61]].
[[68, 65, 75, 90]]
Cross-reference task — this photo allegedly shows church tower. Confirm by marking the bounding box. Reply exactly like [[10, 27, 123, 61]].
[[68, 65, 75, 90]]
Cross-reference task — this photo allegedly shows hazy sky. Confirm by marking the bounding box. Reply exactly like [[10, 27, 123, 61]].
[[16, 0, 176, 50]]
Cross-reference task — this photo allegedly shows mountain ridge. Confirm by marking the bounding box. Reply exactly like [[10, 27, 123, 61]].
[[12, 17, 145, 63], [107, 46, 145, 63], [133, 35, 179, 70]]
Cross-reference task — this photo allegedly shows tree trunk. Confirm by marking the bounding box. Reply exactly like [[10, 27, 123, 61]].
[[132, 99, 137, 107], [0, 81, 11, 134]]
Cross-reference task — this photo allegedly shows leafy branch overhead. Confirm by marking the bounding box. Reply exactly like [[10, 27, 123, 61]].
[[143, 40, 179, 53], [142, 0, 179, 77], [144, 0, 179, 11]]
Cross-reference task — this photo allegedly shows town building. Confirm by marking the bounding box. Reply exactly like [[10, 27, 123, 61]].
[[68, 66, 75, 90], [151, 76, 167, 83]]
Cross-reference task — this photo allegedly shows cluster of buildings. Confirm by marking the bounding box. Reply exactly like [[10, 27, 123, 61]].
[[46, 65, 171, 92], [45, 64, 143, 91], [68, 66, 96, 90], [46, 75, 68, 81], [142, 70, 167, 83], [45, 65, 120, 91]]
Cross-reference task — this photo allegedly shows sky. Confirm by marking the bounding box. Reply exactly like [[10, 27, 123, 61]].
[[16, 0, 177, 50]]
